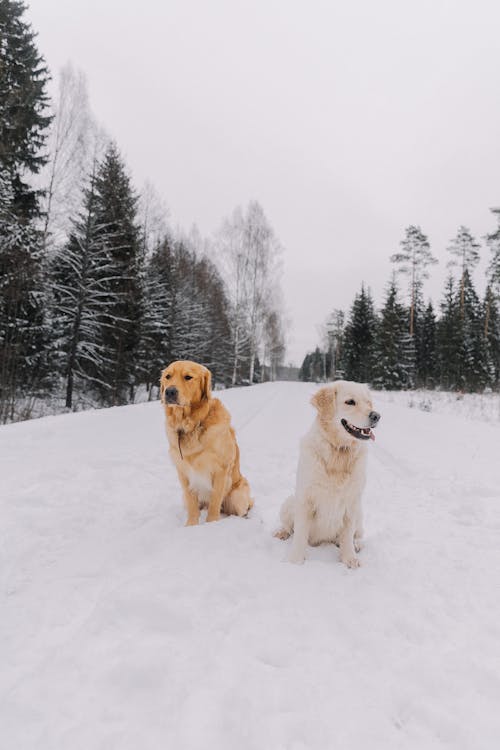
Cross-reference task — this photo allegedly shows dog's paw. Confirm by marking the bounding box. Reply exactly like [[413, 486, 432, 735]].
[[274, 528, 291, 541], [185, 518, 199, 527], [288, 550, 306, 565], [206, 513, 221, 523], [354, 539, 364, 553], [341, 555, 361, 569]]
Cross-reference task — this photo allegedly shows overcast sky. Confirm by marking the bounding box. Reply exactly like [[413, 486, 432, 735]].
[[28, 0, 500, 364]]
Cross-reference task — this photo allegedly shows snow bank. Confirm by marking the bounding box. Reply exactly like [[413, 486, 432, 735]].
[[376, 388, 500, 424]]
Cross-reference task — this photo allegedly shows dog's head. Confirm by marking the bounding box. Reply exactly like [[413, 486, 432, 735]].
[[160, 360, 212, 408], [311, 380, 380, 445]]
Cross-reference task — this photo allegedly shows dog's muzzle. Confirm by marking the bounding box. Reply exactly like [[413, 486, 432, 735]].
[[341, 414, 380, 441], [164, 387, 179, 404]]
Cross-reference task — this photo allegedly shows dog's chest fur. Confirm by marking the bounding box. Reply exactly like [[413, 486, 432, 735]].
[[187, 467, 212, 502], [299, 427, 367, 544]]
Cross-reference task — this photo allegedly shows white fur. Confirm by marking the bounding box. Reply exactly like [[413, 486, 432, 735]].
[[187, 468, 212, 506], [277, 381, 377, 568]]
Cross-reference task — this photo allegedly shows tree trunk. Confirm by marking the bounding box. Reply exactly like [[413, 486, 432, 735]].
[[65, 367, 73, 409], [249, 350, 255, 384], [231, 325, 239, 386], [484, 295, 490, 337]]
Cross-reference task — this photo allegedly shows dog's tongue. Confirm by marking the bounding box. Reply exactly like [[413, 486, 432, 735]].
[[370, 431, 375, 441]]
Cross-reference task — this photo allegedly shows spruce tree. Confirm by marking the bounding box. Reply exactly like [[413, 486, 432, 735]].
[[484, 208, 500, 379], [93, 143, 141, 405], [50, 164, 123, 408], [0, 170, 46, 420], [437, 275, 461, 389], [0, 0, 52, 217], [299, 347, 329, 382], [483, 286, 499, 389], [419, 302, 437, 388], [193, 255, 232, 382], [437, 272, 489, 391], [139, 236, 175, 396], [0, 2, 52, 420], [343, 284, 377, 383], [457, 270, 490, 391], [372, 278, 411, 389]]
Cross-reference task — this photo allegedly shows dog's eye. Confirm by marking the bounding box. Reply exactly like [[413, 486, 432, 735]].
[[184, 375, 193, 381], [165, 374, 171, 380], [345, 399, 356, 406]]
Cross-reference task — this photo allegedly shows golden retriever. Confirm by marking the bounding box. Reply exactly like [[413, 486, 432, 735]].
[[275, 381, 380, 567], [160, 360, 253, 525]]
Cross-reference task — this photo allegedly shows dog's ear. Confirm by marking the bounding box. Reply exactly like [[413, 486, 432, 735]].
[[310, 384, 336, 414], [201, 367, 212, 401]]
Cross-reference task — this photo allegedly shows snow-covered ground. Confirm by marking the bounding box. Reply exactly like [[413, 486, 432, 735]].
[[378, 388, 500, 425], [1, 382, 499, 749]]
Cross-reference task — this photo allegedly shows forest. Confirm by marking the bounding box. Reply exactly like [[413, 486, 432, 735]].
[[300, 222, 500, 392], [0, 1, 286, 423], [1, 2, 499, 426]]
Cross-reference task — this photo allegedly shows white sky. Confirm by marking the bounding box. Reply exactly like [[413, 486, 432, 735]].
[[28, 0, 500, 364]]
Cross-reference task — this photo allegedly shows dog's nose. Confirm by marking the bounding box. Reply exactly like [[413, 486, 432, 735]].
[[369, 411, 380, 425], [165, 387, 178, 402]]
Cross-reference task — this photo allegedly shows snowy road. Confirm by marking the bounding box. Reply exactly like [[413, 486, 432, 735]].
[[1, 383, 499, 749]]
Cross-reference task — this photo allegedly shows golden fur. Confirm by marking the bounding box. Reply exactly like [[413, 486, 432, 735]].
[[160, 360, 253, 525]]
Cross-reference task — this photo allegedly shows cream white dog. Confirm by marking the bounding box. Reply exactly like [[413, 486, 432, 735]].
[[275, 381, 380, 568]]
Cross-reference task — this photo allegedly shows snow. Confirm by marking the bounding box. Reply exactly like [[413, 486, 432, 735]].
[[1, 382, 500, 750], [376, 387, 500, 425]]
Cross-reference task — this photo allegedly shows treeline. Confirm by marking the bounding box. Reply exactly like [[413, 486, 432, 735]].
[[301, 224, 500, 392], [0, 1, 285, 423]]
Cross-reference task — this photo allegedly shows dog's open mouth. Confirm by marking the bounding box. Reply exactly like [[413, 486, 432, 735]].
[[341, 419, 375, 441]]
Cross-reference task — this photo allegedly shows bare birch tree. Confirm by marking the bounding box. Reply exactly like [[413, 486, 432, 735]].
[[243, 201, 283, 382], [216, 201, 283, 384], [138, 180, 169, 257], [41, 63, 93, 250], [216, 206, 250, 385]]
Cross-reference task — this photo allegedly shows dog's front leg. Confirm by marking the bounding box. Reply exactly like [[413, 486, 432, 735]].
[[206, 469, 228, 522], [179, 473, 200, 526], [288, 496, 313, 564], [338, 515, 360, 568]]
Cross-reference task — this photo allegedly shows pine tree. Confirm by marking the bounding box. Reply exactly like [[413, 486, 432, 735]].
[[447, 226, 481, 318], [0, 0, 52, 218], [343, 284, 377, 383], [92, 143, 142, 405], [372, 278, 411, 389], [50, 164, 124, 408], [391, 225, 438, 336]]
